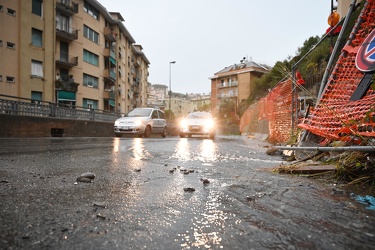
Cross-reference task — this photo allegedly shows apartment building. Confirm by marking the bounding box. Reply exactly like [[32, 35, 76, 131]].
[[210, 59, 271, 116], [170, 93, 192, 118], [189, 93, 211, 112], [0, 0, 149, 113], [147, 84, 168, 110]]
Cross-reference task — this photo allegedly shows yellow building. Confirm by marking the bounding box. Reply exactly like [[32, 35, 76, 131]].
[[0, 0, 149, 113], [210, 59, 271, 117]]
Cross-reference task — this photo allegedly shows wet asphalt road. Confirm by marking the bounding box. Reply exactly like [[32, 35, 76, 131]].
[[0, 136, 374, 250]]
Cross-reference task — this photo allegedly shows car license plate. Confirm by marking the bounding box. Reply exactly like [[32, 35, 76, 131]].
[[192, 126, 200, 129]]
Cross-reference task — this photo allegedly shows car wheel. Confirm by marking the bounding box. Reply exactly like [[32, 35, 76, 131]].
[[161, 127, 167, 138], [115, 133, 122, 138], [144, 126, 151, 138], [209, 133, 215, 140], [179, 133, 185, 138], [187, 134, 192, 138]]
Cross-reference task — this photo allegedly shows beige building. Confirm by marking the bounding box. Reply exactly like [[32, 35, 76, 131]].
[[147, 84, 211, 117], [210, 59, 271, 116], [0, 0, 149, 113], [189, 93, 211, 112], [169, 93, 191, 118], [147, 84, 168, 110]]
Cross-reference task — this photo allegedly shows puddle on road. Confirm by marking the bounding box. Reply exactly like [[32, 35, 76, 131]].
[[171, 139, 282, 166], [175, 189, 227, 249]]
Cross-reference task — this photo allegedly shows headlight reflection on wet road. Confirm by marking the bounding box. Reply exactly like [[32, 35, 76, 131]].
[[174, 138, 191, 161], [179, 190, 226, 249], [174, 138, 218, 163], [112, 138, 120, 152], [198, 139, 218, 163], [130, 138, 145, 160]]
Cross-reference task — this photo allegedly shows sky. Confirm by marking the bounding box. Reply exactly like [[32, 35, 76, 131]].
[[99, 0, 333, 94]]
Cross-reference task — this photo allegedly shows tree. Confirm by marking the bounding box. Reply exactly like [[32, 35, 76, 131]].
[[219, 98, 237, 122], [164, 110, 175, 120], [198, 103, 211, 112]]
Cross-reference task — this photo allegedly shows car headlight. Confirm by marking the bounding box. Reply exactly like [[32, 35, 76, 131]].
[[204, 119, 214, 129], [135, 120, 143, 126], [180, 119, 187, 129], [114, 120, 120, 126]]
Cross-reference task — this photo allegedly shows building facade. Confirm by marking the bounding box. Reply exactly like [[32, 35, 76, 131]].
[[0, 0, 149, 114], [210, 59, 271, 117], [189, 93, 211, 112], [147, 84, 168, 110]]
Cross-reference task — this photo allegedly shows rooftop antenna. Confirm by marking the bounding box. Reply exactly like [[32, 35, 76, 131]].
[[240, 56, 249, 64]]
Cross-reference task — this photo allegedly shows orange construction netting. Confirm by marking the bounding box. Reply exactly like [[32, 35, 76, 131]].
[[240, 80, 293, 143], [298, 0, 375, 142]]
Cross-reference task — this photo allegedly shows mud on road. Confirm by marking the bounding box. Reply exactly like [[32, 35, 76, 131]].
[[0, 137, 374, 249]]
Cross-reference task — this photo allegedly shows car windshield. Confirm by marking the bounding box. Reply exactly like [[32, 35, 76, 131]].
[[186, 112, 212, 119], [125, 108, 152, 117]]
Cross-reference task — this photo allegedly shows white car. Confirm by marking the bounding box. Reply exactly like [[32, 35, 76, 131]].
[[114, 108, 167, 138], [179, 111, 216, 139]]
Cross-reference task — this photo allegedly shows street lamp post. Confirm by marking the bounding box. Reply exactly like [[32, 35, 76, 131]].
[[169, 61, 176, 110]]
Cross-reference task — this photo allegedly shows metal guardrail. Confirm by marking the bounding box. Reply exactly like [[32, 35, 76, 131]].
[[0, 94, 121, 122]]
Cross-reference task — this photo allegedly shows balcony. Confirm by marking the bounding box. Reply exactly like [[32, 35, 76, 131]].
[[217, 81, 238, 88], [56, 28, 78, 42], [217, 92, 238, 99], [103, 90, 116, 99], [56, 0, 78, 16], [103, 69, 117, 81], [110, 50, 116, 59], [55, 80, 79, 92], [103, 48, 110, 57], [103, 27, 116, 42], [55, 54, 78, 68], [103, 48, 116, 59]]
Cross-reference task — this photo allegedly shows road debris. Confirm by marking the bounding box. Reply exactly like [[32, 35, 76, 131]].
[[183, 187, 195, 192], [201, 178, 210, 185], [76, 172, 96, 183]]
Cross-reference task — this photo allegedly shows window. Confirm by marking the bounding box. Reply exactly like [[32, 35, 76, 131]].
[[56, 13, 69, 32], [0, 40, 3, 46], [31, 91, 42, 103], [32, 28, 43, 47], [83, 1, 99, 20], [32, 0, 43, 16], [0, 75, 2, 82], [7, 42, 15, 49], [6, 76, 15, 83], [83, 25, 99, 44], [158, 110, 165, 119], [83, 49, 99, 66], [0, 5, 3, 12], [31, 60, 43, 77], [7, 8, 16, 16], [118, 47, 122, 58], [83, 73, 98, 88], [83, 98, 98, 110], [152, 111, 158, 119]]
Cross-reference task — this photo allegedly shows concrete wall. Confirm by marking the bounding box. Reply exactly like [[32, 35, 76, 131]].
[[0, 114, 114, 137], [0, 115, 238, 138]]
